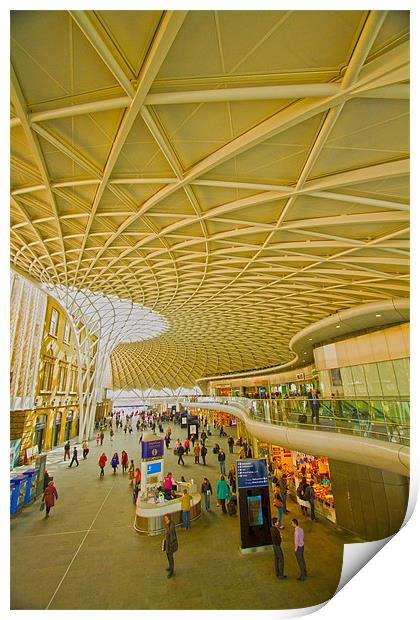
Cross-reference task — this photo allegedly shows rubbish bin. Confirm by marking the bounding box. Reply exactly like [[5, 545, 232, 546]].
[[22, 469, 39, 505], [10, 476, 28, 515]]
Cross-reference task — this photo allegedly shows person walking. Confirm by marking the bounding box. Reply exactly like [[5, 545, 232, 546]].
[[194, 442, 200, 464], [227, 465, 236, 493], [42, 479, 58, 518], [95, 433, 100, 447], [306, 481, 316, 521], [308, 389, 320, 425], [200, 443, 207, 465], [43, 469, 51, 491], [200, 430, 207, 446], [273, 493, 284, 528], [82, 439, 89, 460], [184, 438, 190, 455], [177, 444, 185, 466], [111, 452, 119, 474], [110, 428, 114, 442], [201, 477, 212, 511], [216, 474, 231, 514], [100, 430, 104, 446], [227, 436, 234, 454], [181, 489, 192, 529], [128, 459, 135, 484], [292, 518, 308, 581], [218, 448, 226, 475], [68, 446, 79, 468], [163, 514, 178, 578], [64, 440, 71, 461], [270, 518, 287, 579], [121, 450, 129, 473], [98, 452, 107, 476]]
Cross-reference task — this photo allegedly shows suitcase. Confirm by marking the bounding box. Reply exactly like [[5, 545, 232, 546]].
[[227, 498, 237, 516]]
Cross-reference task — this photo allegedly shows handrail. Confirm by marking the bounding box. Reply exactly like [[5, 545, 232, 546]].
[[184, 396, 410, 447]]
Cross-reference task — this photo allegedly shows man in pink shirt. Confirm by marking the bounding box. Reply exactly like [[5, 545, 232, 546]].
[[292, 518, 307, 581]]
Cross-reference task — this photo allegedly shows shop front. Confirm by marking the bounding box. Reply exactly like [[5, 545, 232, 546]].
[[33, 415, 47, 453], [64, 411, 73, 441], [263, 441, 336, 523], [52, 412, 62, 447]]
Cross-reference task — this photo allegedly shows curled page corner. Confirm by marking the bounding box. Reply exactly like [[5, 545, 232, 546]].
[[335, 536, 393, 595]]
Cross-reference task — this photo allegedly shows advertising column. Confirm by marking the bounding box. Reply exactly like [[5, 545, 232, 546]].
[[236, 458, 272, 552]]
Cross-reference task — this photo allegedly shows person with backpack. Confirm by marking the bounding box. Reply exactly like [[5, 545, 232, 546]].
[[297, 479, 310, 516], [201, 477, 212, 511], [200, 443, 208, 465], [177, 444, 185, 465], [98, 452, 107, 477]]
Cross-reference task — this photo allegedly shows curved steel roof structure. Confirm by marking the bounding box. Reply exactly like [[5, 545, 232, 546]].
[[10, 10, 410, 390]]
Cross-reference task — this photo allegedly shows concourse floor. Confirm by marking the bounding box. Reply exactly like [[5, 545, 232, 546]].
[[10, 423, 360, 610]]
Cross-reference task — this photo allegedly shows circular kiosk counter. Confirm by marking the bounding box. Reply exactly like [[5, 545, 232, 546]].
[[134, 492, 201, 535]]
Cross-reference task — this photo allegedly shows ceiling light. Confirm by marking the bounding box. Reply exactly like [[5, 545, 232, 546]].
[[375, 314, 381, 317], [309, 338, 313, 341], [336, 325, 340, 328]]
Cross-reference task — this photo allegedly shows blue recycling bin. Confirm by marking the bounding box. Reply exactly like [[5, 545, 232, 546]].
[[22, 469, 39, 504], [10, 476, 28, 515]]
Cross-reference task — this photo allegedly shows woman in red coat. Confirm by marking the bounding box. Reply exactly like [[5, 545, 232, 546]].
[[121, 450, 129, 473], [42, 480, 58, 518], [98, 453, 107, 477]]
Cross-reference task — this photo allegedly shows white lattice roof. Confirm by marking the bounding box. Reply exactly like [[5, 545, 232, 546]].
[[10, 10, 409, 389]]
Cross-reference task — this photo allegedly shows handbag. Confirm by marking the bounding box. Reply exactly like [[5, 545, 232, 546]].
[[40, 501, 45, 511]]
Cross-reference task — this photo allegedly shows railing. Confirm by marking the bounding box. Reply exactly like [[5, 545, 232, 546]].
[[185, 396, 410, 447]]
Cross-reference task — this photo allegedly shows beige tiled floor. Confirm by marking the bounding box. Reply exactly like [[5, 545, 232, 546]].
[[10, 423, 360, 610]]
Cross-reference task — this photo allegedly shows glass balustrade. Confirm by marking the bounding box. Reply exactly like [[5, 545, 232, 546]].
[[187, 396, 410, 446]]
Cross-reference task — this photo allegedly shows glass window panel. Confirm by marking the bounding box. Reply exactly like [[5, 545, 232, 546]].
[[392, 358, 410, 397], [363, 363, 383, 398], [377, 360, 398, 397], [340, 366, 355, 397], [352, 365, 367, 397]]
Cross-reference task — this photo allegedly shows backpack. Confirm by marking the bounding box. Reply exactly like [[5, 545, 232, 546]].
[[298, 485, 306, 500], [305, 486, 313, 501]]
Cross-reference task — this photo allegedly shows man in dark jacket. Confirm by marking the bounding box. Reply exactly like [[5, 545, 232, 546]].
[[177, 444, 185, 465], [270, 518, 287, 579], [200, 444, 207, 465], [218, 449, 226, 475], [68, 446, 79, 468], [163, 514, 178, 578]]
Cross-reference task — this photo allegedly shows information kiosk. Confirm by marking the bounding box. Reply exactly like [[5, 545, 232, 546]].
[[236, 458, 272, 552]]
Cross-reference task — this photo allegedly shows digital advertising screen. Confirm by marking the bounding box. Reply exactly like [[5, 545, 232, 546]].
[[236, 458, 268, 489], [147, 461, 162, 475], [247, 495, 263, 526], [189, 424, 197, 435]]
